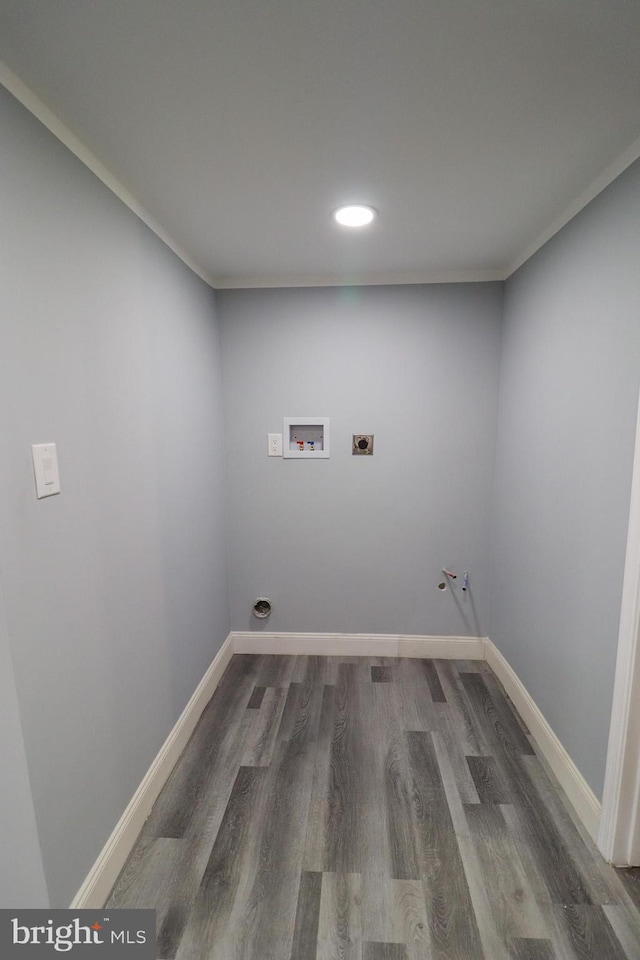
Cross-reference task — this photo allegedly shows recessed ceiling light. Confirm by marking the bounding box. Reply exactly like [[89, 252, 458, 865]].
[[333, 204, 377, 227]]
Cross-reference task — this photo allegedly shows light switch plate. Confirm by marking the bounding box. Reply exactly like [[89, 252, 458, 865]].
[[32, 443, 61, 498]]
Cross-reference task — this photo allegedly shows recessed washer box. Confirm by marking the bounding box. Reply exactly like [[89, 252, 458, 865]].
[[283, 417, 330, 458]]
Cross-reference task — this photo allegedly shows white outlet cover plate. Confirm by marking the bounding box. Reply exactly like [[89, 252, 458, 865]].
[[267, 433, 283, 456]]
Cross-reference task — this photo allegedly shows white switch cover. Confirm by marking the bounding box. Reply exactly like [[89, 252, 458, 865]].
[[32, 443, 61, 498], [268, 433, 283, 457]]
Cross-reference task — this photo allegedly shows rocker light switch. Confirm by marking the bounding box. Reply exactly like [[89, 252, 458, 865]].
[[32, 443, 61, 499]]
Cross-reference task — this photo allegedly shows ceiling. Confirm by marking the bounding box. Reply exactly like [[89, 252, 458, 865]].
[[1, 0, 639, 288]]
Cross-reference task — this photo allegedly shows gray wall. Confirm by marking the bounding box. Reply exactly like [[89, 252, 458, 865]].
[[0, 86, 230, 906], [0, 583, 49, 906], [218, 284, 503, 636], [490, 157, 640, 799]]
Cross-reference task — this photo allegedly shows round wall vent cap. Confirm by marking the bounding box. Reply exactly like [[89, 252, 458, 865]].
[[253, 597, 272, 618]]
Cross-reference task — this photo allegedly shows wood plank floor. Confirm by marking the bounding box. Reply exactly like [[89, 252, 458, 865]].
[[616, 870, 640, 913], [107, 655, 640, 959]]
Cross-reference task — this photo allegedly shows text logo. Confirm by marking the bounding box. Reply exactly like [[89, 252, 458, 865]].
[[0, 911, 155, 959]]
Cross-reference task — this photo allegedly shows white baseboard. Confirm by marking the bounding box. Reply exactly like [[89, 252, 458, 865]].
[[231, 631, 486, 659], [484, 639, 601, 841], [69, 633, 234, 908]]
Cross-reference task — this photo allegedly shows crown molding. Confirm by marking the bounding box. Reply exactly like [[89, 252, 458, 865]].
[[212, 268, 504, 289], [505, 133, 640, 279], [0, 59, 216, 288]]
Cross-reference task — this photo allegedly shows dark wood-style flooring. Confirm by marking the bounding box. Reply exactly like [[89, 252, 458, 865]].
[[107, 654, 640, 959]]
